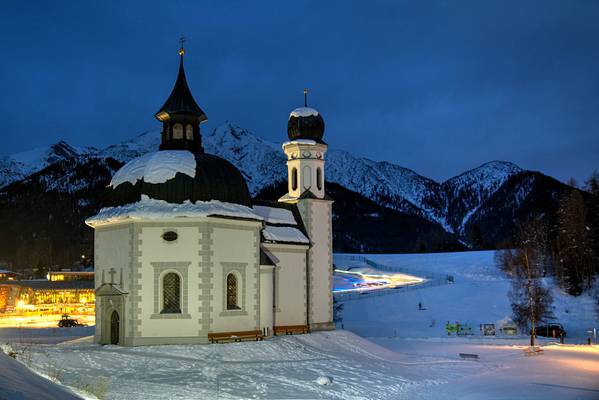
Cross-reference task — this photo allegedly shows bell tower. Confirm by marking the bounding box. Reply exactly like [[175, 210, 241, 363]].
[[279, 90, 334, 331], [155, 37, 207, 154]]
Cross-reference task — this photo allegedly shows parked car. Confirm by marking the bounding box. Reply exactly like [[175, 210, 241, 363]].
[[531, 323, 566, 338]]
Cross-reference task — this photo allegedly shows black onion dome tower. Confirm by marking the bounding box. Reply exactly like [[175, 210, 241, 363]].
[[287, 88, 325, 143], [155, 43, 207, 153], [108, 43, 252, 207]]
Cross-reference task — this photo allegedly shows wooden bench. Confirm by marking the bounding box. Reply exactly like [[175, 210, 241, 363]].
[[459, 353, 480, 361], [274, 325, 310, 335], [208, 330, 263, 344]]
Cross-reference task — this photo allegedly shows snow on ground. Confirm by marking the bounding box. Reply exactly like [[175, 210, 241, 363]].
[[1, 251, 597, 399], [0, 352, 83, 400], [2, 330, 462, 400], [338, 251, 598, 342]]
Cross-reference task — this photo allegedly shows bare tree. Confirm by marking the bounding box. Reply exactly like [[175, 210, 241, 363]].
[[497, 219, 553, 346]]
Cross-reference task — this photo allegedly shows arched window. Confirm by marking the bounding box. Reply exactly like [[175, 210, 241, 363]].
[[172, 123, 183, 139], [161, 273, 181, 313], [185, 124, 193, 140], [291, 168, 298, 191], [226, 273, 239, 310], [317, 167, 323, 191]]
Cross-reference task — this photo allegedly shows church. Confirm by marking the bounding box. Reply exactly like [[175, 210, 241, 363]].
[[86, 45, 334, 346]]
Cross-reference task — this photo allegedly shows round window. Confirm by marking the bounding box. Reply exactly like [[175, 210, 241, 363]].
[[162, 231, 178, 242]]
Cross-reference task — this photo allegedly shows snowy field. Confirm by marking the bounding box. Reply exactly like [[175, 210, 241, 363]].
[[1, 250, 598, 399], [338, 251, 598, 341]]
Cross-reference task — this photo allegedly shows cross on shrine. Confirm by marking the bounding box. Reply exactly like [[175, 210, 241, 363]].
[[108, 268, 117, 284]]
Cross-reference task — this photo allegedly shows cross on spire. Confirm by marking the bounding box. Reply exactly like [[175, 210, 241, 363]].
[[304, 88, 308, 107], [179, 35, 186, 56]]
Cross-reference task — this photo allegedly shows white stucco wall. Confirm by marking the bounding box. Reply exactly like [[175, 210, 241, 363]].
[[283, 142, 327, 199], [210, 223, 261, 333], [264, 243, 309, 327], [297, 200, 334, 330], [94, 223, 132, 343], [137, 224, 202, 338], [93, 216, 266, 345], [259, 265, 274, 335]]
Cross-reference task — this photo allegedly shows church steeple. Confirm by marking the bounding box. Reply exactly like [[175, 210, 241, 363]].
[[155, 38, 207, 154]]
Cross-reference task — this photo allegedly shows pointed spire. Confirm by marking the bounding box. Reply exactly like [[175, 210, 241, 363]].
[[155, 39, 207, 122], [179, 35, 186, 57]]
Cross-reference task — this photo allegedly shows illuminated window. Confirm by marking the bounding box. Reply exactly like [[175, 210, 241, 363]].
[[173, 123, 183, 139], [291, 168, 298, 191], [226, 273, 239, 310], [161, 273, 181, 313], [185, 124, 193, 140]]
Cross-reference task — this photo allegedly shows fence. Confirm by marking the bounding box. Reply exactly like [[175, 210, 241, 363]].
[[333, 255, 453, 302]]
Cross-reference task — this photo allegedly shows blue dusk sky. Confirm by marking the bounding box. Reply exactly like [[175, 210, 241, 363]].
[[0, 1, 598, 182]]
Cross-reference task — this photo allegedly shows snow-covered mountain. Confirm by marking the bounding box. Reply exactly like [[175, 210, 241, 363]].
[[0, 141, 96, 188], [0, 122, 528, 235], [442, 161, 523, 234], [0, 121, 585, 268]]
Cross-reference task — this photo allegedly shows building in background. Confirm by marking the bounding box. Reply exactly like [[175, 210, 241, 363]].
[[0, 269, 20, 281]]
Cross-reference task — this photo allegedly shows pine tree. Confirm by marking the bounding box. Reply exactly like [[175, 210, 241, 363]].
[[566, 177, 578, 188], [556, 190, 594, 294], [584, 170, 599, 195]]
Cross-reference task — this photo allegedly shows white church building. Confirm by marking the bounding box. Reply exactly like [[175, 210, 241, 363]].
[[86, 46, 334, 346]]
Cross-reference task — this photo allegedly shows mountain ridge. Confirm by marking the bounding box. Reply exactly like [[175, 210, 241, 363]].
[[1, 122, 575, 242]]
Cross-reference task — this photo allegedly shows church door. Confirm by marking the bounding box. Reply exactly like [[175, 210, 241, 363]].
[[110, 310, 120, 345]]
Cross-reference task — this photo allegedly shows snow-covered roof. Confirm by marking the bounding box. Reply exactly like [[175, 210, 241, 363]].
[[282, 139, 318, 147], [262, 226, 310, 244], [0, 269, 19, 275], [252, 205, 297, 225], [110, 151, 196, 187], [86, 195, 262, 226], [289, 107, 319, 118]]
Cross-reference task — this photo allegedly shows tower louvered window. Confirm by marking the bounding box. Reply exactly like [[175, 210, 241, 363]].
[[162, 273, 181, 313]]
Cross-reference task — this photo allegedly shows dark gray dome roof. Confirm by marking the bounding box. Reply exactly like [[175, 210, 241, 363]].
[[107, 153, 252, 207], [287, 107, 325, 142]]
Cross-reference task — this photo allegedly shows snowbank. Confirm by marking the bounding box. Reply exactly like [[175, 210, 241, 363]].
[[0, 353, 82, 400], [86, 195, 262, 226], [110, 150, 196, 187]]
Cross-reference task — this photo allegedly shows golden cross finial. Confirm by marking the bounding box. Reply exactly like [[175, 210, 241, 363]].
[[179, 35, 186, 56], [304, 88, 308, 107]]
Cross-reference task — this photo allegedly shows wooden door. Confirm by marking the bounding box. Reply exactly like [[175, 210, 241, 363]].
[[110, 310, 119, 345]]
